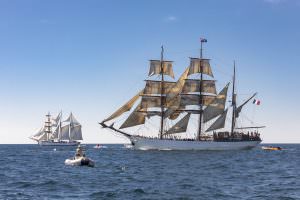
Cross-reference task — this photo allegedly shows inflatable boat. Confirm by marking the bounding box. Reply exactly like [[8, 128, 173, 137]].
[[65, 156, 95, 167]]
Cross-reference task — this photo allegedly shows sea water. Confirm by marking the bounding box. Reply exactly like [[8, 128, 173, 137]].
[[0, 144, 299, 200]]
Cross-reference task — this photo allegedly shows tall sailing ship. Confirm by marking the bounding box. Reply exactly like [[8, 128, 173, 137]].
[[100, 40, 264, 150], [30, 112, 83, 146]]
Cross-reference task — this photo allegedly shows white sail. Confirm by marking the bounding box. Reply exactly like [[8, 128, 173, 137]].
[[64, 113, 80, 125], [60, 124, 70, 140], [70, 125, 83, 140], [37, 132, 48, 141], [51, 124, 60, 139], [52, 111, 62, 127], [32, 127, 44, 138]]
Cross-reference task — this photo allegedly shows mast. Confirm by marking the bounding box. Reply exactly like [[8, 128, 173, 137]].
[[45, 112, 52, 141], [68, 113, 72, 142], [197, 39, 206, 141], [160, 46, 165, 139], [231, 61, 236, 136], [58, 113, 62, 141]]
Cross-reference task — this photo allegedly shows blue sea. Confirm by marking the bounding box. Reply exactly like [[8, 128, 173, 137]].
[[0, 144, 299, 200]]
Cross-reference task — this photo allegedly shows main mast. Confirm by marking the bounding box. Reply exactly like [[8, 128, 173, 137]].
[[160, 46, 165, 139], [197, 39, 206, 141], [231, 62, 236, 136], [45, 112, 52, 141]]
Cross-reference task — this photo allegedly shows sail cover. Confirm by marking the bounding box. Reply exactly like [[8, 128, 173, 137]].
[[206, 109, 228, 132], [165, 113, 191, 135], [148, 60, 175, 78], [102, 90, 142, 123], [203, 83, 230, 123], [188, 58, 214, 77], [70, 125, 83, 140], [120, 103, 146, 129], [60, 125, 70, 140], [182, 79, 216, 94]]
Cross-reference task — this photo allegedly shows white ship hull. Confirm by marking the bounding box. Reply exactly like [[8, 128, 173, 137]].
[[38, 141, 80, 146], [130, 137, 261, 150]]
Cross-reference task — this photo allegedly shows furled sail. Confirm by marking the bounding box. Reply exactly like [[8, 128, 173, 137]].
[[102, 90, 143, 123], [182, 79, 216, 94], [206, 109, 228, 132], [60, 124, 70, 140], [165, 113, 191, 135], [120, 103, 146, 129], [235, 93, 257, 118], [70, 125, 83, 140], [148, 60, 175, 78], [143, 80, 176, 95], [203, 83, 230, 123], [188, 58, 214, 77]]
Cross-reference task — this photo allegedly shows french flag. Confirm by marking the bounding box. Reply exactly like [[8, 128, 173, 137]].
[[253, 99, 261, 105]]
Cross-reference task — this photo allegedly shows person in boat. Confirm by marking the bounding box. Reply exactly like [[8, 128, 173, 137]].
[[75, 145, 85, 158]]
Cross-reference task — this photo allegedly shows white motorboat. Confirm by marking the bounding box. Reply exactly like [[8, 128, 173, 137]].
[[65, 156, 95, 167]]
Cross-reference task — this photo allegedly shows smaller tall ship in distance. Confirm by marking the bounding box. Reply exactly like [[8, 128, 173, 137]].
[[30, 112, 83, 146], [100, 39, 265, 150]]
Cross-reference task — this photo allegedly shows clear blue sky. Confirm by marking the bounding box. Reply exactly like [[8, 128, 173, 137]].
[[0, 0, 299, 143]]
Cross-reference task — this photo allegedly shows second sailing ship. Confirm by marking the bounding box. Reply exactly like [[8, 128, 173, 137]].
[[30, 112, 83, 146]]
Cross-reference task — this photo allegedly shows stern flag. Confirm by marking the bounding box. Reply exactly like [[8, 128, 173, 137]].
[[253, 99, 261, 105]]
